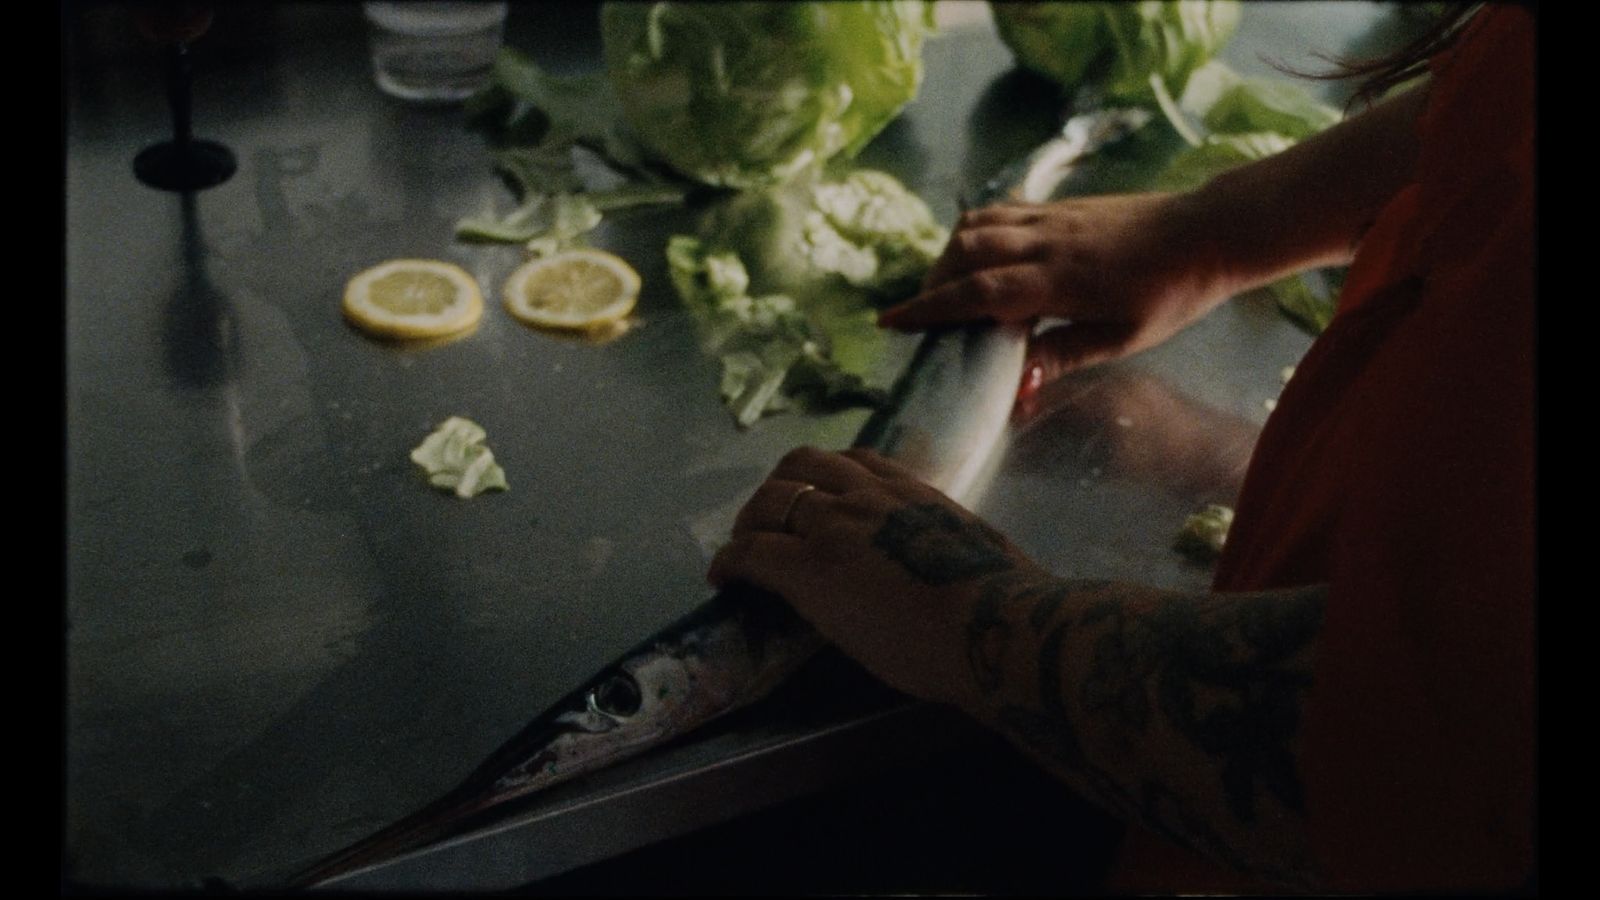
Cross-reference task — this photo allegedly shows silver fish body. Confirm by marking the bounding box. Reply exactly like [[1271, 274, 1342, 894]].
[[292, 588, 823, 886], [485, 588, 826, 800]]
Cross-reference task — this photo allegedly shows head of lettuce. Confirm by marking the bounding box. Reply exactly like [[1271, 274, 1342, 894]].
[[992, 0, 1240, 104], [601, 1, 936, 189]]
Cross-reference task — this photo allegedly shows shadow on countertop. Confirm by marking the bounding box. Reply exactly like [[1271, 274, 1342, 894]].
[[520, 729, 1123, 896]]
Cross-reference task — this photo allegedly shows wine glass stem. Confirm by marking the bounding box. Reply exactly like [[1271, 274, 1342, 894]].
[[166, 42, 194, 147]]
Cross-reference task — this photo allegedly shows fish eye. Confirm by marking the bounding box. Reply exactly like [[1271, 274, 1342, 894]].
[[592, 672, 643, 717]]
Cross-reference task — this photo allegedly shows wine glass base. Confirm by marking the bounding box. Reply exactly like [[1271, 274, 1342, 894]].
[[134, 140, 237, 192]]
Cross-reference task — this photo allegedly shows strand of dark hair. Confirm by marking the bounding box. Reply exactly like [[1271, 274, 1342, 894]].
[[1276, 3, 1484, 112]]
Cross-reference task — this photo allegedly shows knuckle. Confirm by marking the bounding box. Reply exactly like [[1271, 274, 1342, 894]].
[[970, 268, 1041, 315], [1015, 266, 1051, 298], [968, 271, 1000, 305], [1020, 234, 1051, 262], [842, 447, 882, 464], [709, 539, 744, 574], [779, 445, 821, 467], [953, 228, 979, 257], [894, 478, 940, 504], [834, 487, 878, 516]]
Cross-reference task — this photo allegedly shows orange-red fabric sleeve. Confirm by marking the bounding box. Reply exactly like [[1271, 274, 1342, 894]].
[[1214, 5, 1537, 890]]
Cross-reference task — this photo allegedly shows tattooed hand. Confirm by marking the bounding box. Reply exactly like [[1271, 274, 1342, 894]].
[[710, 449, 1330, 886], [707, 446, 1046, 709]]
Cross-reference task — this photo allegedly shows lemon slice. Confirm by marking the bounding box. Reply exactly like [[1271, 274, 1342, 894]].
[[503, 250, 641, 331], [344, 259, 484, 339]]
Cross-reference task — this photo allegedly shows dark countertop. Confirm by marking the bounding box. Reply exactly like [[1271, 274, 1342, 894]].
[[64, 2, 1417, 889]]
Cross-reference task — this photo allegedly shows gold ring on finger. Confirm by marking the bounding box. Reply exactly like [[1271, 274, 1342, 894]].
[[780, 483, 817, 533]]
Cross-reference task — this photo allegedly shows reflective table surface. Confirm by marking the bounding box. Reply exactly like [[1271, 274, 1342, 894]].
[[64, 2, 1417, 888]]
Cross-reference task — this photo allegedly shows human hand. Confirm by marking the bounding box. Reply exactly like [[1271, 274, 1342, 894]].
[[880, 193, 1232, 392], [707, 447, 1046, 710]]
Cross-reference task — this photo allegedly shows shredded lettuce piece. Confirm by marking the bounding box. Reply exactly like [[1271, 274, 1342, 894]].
[[720, 344, 800, 429], [1202, 79, 1341, 140], [668, 235, 886, 428], [458, 52, 690, 248], [410, 417, 509, 499], [458, 190, 601, 246], [665, 168, 943, 427], [1102, 2, 1242, 104], [1153, 131, 1296, 192], [807, 170, 948, 295], [520, 195, 604, 257], [1149, 70, 1204, 148], [1175, 503, 1233, 562], [1178, 61, 1342, 140], [699, 168, 948, 299], [455, 143, 689, 248], [467, 48, 651, 173], [1271, 272, 1338, 337]]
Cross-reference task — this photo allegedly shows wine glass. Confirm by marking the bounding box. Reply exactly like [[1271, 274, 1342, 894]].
[[131, 2, 236, 192]]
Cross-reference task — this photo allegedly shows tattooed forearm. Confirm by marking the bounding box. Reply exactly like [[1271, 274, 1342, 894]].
[[865, 500, 1326, 882], [968, 574, 1081, 694], [968, 573, 1328, 885], [1029, 580, 1107, 632], [966, 573, 1025, 694]]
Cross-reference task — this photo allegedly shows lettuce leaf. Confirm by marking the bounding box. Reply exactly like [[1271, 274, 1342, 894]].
[[1175, 503, 1233, 561], [410, 417, 509, 499], [1178, 61, 1342, 140], [992, 1, 1241, 105], [459, 53, 690, 248], [670, 238, 888, 429], [1153, 131, 1296, 192]]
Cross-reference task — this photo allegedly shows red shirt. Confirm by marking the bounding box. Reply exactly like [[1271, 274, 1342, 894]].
[[1118, 5, 1536, 891]]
